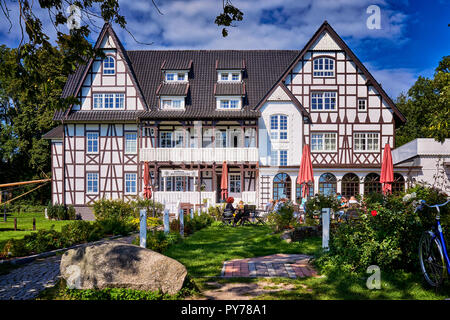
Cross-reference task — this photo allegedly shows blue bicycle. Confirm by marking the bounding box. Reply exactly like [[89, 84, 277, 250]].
[[416, 199, 450, 287]]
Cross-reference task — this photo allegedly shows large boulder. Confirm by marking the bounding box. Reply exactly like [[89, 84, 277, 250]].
[[60, 241, 187, 295]]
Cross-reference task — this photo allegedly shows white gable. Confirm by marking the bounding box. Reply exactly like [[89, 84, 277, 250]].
[[310, 32, 341, 51], [100, 35, 116, 49], [267, 86, 290, 101]]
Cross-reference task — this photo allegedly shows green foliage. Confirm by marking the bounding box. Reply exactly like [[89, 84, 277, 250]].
[[131, 197, 164, 217], [395, 55, 450, 146], [267, 202, 297, 232], [46, 202, 76, 220], [184, 211, 215, 235], [65, 287, 175, 300], [305, 194, 341, 216], [60, 221, 103, 244], [95, 217, 136, 236], [92, 198, 134, 221], [132, 231, 183, 253], [316, 185, 449, 274]]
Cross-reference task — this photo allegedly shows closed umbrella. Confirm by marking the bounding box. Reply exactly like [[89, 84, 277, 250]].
[[380, 143, 394, 195], [143, 161, 152, 199], [296, 144, 314, 198], [220, 161, 228, 201]]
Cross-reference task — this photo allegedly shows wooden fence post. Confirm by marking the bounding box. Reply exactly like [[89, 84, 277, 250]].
[[33, 217, 36, 231], [14, 217, 17, 231]]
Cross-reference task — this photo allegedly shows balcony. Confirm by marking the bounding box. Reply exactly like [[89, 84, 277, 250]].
[[140, 147, 259, 163]]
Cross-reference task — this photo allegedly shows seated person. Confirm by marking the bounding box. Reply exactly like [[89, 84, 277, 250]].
[[223, 197, 235, 218], [233, 200, 245, 226], [265, 199, 274, 213], [337, 196, 348, 221]]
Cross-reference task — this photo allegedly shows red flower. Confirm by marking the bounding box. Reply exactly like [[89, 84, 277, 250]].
[[371, 210, 378, 217]]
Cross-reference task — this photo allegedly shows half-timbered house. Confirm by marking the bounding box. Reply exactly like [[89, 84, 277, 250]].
[[43, 21, 408, 218]]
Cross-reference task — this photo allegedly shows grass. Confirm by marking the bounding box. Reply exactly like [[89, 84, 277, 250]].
[[0, 210, 79, 251], [36, 222, 450, 300], [163, 222, 321, 277]]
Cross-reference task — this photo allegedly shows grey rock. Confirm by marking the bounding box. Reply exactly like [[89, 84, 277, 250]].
[[60, 241, 187, 295]]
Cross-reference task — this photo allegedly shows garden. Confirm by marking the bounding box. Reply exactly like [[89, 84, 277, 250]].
[[2, 184, 450, 300]]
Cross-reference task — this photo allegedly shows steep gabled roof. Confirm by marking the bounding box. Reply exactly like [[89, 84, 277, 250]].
[[256, 21, 406, 126], [61, 23, 148, 117]]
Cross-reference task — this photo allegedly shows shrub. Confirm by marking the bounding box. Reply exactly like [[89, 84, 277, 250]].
[[92, 199, 134, 221], [267, 202, 297, 232], [60, 221, 103, 244], [46, 202, 76, 220], [316, 185, 449, 274], [305, 194, 340, 217], [131, 197, 164, 218], [23, 228, 68, 254], [95, 217, 136, 236], [184, 211, 214, 235], [2, 238, 29, 258], [132, 231, 182, 253]]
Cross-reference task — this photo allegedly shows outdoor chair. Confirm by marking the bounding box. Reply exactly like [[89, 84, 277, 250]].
[[236, 204, 251, 226], [251, 208, 267, 225]]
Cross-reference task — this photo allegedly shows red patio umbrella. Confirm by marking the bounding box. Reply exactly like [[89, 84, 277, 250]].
[[380, 143, 394, 195], [143, 161, 152, 199], [220, 161, 228, 201], [296, 144, 314, 198]]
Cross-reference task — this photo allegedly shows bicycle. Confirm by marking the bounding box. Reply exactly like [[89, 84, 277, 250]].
[[415, 198, 450, 287]]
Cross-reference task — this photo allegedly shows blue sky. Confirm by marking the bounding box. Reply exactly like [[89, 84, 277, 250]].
[[0, 0, 449, 99]]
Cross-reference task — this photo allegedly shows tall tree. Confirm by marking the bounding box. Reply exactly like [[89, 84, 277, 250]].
[[395, 56, 450, 146]]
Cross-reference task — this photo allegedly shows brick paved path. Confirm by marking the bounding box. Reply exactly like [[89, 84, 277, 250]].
[[0, 235, 136, 300], [221, 254, 317, 279]]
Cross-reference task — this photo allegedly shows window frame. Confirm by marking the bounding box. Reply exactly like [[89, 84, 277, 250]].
[[269, 114, 288, 141], [125, 132, 137, 154], [86, 172, 99, 194], [86, 131, 99, 154], [229, 174, 241, 193], [160, 97, 185, 110], [103, 56, 115, 75], [354, 132, 380, 152], [313, 57, 335, 77], [92, 93, 125, 110], [358, 99, 367, 111], [165, 71, 188, 82], [217, 97, 241, 110], [311, 91, 337, 111], [310, 132, 337, 153], [125, 173, 137, 195], [218, 70, 242, 82]]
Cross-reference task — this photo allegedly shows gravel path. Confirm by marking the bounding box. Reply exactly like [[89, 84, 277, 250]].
[[0, 235, 137, 300]]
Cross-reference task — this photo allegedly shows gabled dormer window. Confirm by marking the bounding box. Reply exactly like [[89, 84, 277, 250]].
[[217, 97, 241, 110], [313, 57, 334, 77], [103, 56, 115, 75], [165, 71, 188, 82], [160, 97, 185, 110], [218, 71, 242, 82], [93, 93, 124, 109]]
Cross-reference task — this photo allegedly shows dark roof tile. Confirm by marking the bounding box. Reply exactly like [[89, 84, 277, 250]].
[[156, 83, 189, 96]]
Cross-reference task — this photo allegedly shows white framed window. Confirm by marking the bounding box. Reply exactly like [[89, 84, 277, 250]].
[[311, 92, 337, 110], [270, 115, 288, 140], [313, 57, 334, 77], [125, 173, 137, 194], [270, 150, 278, 166], [358, 99, 367, 111], [125, 133, 137, 154], [217, 98, 241, 110], [280, 150, 288, 166], [229, 174, 241, 193], [92, 93, 125, 109], [103, 56, 115, 75], [86, 132, 99, 153], [160, 132, 173, 148], [218, 71, 241, 82], [354, 133, 379, 152], [165, 71, 188, 82], [311, 133, 337, 152], [160, 97, 185, 110], [86, 173, 98, 194]]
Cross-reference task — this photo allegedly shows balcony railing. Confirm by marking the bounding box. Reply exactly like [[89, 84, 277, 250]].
[[140, 147, 258, 163]]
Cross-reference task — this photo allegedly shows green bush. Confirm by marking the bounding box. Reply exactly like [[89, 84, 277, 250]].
[[60, 221, 103, 244], [184, 211, 214, 235], [92, 198, 134, 221], [23, 228, 68, 254], [95, 217, 136, 236], [1, 238, 29, 258], [267, 202, 297, 232], [316, 185, 449, 274], [65, 287, 175, 300], [131, 197, 164, 218], [132, 231, 182, 253], [46, 202, 76, 220], [305, 194, 340, 216]]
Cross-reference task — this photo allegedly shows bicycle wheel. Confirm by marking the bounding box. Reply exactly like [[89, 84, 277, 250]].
[[418, 231, 446, 287]]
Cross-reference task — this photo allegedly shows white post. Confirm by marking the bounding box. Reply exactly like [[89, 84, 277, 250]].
[[179, 207, 184, 237], [322, 208, 330, 251], [163, 207, 170, 234], [44, 208, 48, 219], [190, 208, 194, 219], [139, 209, 147, 248], [175, 200, 180, 219]]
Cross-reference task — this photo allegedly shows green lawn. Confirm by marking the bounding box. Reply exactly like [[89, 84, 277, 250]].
[[0, 210, 77, 250], [164, 223, 450, 300]]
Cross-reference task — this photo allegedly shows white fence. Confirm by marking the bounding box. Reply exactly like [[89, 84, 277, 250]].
[[140, 147, 258, 163]]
